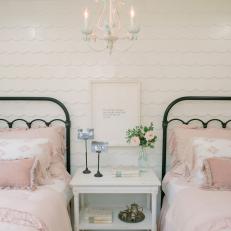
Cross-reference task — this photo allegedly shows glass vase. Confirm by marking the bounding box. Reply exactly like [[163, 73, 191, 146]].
[[138, 147, 149, 172]]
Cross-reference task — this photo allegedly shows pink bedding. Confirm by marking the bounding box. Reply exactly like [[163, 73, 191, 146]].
[[0, 187, 72, 231], [161, 186, 231, 231]]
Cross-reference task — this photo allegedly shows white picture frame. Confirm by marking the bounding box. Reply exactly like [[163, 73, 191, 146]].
[[91, 81, 141, 146]]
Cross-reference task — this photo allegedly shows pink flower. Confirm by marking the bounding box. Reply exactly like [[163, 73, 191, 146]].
[[145, 131, 155, 141], [131, 136, 140, 145]]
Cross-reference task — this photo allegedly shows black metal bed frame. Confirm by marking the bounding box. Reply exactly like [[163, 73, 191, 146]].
[[161, 96, 231, 202], [0, 97, 71, 173]]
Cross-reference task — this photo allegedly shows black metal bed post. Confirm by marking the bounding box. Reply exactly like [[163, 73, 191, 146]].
[[161, 122, 167, 204], [0, 97, 71, 174], [66, 123, 71, 174]]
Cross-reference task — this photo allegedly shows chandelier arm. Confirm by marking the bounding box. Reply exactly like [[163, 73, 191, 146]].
[[109, 0, 113, 27], [112, 42, 134, 53], [114, 5, 121, 31], [87, 43, 107, 52], [96, 0, 106, 31], [88, 34, 131, 40], [87, 41, 135, 53]]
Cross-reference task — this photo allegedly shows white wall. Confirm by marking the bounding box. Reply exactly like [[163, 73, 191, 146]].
[[0, 0, 231, 178]]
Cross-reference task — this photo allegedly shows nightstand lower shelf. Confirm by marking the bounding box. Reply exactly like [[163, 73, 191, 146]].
[[79, 207, 152, 230]]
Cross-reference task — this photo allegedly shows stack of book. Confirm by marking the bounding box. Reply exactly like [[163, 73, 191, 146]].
[[112, 166, 140, 177], [84, 208, 113, 224]]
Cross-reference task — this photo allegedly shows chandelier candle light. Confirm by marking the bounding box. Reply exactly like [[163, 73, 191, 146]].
[[82, 0, 140, 54]]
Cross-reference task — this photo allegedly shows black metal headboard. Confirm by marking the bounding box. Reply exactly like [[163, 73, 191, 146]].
[[161, 96, 231, 201], [0, 97, 71, 173]]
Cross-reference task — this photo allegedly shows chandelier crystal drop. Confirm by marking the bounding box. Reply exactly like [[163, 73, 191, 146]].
[[81, 0, 140, 54]]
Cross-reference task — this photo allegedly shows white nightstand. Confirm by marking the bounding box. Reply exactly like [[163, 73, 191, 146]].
[[70, 167, 161, 231]]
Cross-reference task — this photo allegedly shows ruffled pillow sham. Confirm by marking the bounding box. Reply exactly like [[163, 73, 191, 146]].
[[203, 157, 231, 190], [0, 157, 38, 190]]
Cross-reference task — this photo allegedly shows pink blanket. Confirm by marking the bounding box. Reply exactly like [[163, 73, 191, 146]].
[[0, 208, 47, 230], [0, 187, 72, 231], [164, 188, 231, 231]]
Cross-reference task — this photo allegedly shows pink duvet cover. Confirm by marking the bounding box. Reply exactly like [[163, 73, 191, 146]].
[[0, 187, 72, 231], [162, 187, 231, 231]]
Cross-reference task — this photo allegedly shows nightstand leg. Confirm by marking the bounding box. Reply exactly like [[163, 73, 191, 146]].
[[151, 191, 157, 231], [147, 194, 151, 210], [74, 192, 80, 231]]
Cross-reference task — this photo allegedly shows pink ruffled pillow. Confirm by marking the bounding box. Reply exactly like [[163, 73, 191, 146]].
[[0, 158, 38, 190], [203, 157, 231, 190], [169, 125, 231, 169]]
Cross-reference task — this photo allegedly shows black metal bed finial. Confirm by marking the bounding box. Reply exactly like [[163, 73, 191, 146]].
[[161, 96, 231, 204], [0, 97, 71, 173]]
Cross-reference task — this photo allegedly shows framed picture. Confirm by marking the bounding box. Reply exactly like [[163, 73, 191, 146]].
[[91, 81, 141, 146]]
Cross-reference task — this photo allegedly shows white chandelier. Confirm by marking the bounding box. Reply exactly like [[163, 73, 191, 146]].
[[82, 0, 140, 54]]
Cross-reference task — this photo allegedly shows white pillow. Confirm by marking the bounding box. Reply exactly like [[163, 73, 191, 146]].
[[190, 137, 231, 184], [0, 138, 51, 184]]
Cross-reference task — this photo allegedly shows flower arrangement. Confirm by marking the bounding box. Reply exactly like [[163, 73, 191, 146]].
[[126, 122, 157, 148]]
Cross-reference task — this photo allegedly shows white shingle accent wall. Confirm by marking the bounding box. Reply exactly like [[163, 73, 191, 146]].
[[0, 0, 231, 177]]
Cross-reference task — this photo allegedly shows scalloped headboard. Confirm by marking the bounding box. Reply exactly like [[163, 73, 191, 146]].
[[0, 97, 71, 173]]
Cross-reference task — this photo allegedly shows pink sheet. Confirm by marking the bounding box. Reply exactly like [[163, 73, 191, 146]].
[[162, 170, 196, 206], [0, 187, 72, 231], [161, 187, 231, 231]]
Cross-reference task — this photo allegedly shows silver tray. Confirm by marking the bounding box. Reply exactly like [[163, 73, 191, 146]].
[[118, 211, 145, 223]]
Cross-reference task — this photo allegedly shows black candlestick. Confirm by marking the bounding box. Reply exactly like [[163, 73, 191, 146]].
[[78, 128, 94, 175], [83, 140, 91, 174], [94, 151, 103, 177]]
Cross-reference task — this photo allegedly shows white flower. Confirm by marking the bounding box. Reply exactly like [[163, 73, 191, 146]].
[[145, 131, 155, 141], [131, 136, 140, 145]]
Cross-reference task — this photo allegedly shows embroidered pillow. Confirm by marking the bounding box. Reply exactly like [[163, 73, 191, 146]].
[[0, 158, 37, 190], [0, 138, 49, 157], [190, 138, 231, 185], [204, 157, 231, 190], [0, 126, 64, 161]]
